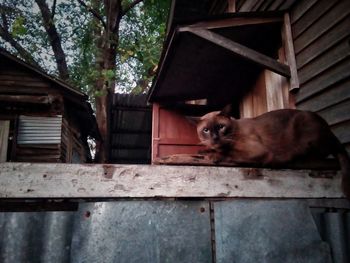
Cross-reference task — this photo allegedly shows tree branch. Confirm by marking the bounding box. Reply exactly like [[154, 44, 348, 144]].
[[121, 0, 143, 16], [77, 0, 107, 29], [51, 0, 57, 19], [0, 24, 40, 67], [35, 0, 70, 80], [0, 13, 9, 31]]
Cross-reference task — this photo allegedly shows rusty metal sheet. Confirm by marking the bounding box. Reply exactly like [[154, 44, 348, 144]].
[[71, 201, 212, 263], [214, 200, 333, 263], [0, 201, 211, 263]]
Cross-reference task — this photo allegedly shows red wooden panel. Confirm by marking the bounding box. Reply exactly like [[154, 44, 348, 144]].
[[152, 103, 204, 163]]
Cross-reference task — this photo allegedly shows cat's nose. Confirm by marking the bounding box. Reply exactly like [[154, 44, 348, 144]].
[[212, 134, 219, 142]]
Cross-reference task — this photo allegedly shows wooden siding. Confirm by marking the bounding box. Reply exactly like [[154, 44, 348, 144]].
[[0, 53, 96, 163], [152, 104, 205, 162], [289, 0, 350, 153]]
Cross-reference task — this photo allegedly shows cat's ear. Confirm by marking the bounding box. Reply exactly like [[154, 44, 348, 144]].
[[219, 104, 232, 117], [186, 116, 201, 126]]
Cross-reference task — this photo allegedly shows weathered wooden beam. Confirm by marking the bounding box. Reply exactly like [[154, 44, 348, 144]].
[[0, 94, 52, 104], [180, 27, 291, 78], [182, 17, 282, 30], [283, 13, 299, 91], [0, 163, 343, 199]]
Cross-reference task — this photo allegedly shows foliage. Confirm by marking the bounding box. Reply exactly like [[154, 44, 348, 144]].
[[0, 0, 170, 97], [117, 0, 169, 93]]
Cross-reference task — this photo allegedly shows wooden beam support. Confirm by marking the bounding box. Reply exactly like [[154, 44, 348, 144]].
[[182, 16, 283, 30], [283, 13, 299, 91], [0, 163, 343, 199], [227, 0, 236, 13], [181, 27, 291, 77]]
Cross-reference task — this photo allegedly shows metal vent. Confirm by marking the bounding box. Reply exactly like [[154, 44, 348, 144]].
[[17, 115, 62, 144]]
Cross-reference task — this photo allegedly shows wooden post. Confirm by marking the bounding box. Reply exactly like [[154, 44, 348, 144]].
[[227, 0, 236, 13], [283, 13, 299, 91]]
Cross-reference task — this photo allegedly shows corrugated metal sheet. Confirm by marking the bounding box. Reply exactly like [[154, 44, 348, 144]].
[[110, 94, 151, 164], [17, 115, 62, 145], [0, 200, 349, 262], [0, 201, 212, 263], [214, 200, 336, 263]]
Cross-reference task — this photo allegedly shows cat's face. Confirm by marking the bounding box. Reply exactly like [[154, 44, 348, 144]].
[[197, 111, 233, 148]]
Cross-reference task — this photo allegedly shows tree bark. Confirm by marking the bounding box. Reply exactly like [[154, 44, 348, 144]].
[[93, 0, 122, 163], [35, 0, 70, 81], [79, 0, 143, 163]]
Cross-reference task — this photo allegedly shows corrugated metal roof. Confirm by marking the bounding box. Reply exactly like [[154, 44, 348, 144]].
[[112, 93, 150, 109], [17, 115, 62, 145], [110, 94, 151, 164]]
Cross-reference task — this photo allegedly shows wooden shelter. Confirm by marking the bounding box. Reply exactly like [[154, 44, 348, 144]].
[[0, 48, 100, 163], [148, 0, 350, 164]]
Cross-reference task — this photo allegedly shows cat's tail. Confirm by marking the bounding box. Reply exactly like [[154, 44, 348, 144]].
[[336, 149, 350, 198]]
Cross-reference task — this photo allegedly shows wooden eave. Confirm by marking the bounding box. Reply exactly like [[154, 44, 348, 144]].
[[148, 12, 290, 106]]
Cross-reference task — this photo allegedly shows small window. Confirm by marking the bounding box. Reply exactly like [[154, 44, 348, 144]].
[[17, 115, 62, 145]]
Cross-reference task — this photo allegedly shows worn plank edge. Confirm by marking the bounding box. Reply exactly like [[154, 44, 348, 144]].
[[0, 162, 344, 198]]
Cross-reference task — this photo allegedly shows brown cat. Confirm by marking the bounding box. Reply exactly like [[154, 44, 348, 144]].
[[196, 105, 350, 197]]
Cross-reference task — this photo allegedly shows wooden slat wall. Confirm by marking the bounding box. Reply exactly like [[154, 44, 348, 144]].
[[151, 104, 205, 162], [289, 0, 350, 153]]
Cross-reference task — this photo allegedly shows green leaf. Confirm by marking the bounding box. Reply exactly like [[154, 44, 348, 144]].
[[12, 16, 27, 37]]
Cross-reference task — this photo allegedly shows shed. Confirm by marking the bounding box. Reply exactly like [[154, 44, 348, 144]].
[[0, 48, 100, 163], [148, 0, 350, 164]]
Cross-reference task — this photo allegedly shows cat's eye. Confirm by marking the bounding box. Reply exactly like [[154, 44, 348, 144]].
[[203, 128, 209, 133], [218, 124, 225, 130]]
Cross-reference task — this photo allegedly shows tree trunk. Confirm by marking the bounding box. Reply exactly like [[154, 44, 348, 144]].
[[35, 0, 70, 81], [93, 0, 122, 163]]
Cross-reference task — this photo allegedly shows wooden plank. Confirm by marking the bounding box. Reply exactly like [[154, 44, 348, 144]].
[[267, 0, 287, 11], [294, 1, 350, 54], [0, 86, 52, 95], [296, 78, 350, 112], [0, 163, 344, 198], [265, 70, 289, 111], [155, 154, 339, 170], [296, 17, 350, 69], [276, 0, 296, 10], [290, 0, 318, 24], [292, 0, 337, 39], [0, 79, 51, 88], [332, 121, 350, 145], [298, 39, 350, 85], [0, 75, 45, 82], [283, 13, 299, 91], [251, 0, 265, 11], [239, 0, 259, 11], [227, 0, 236, 12], [317, 99, 350, 126], [181, 17, 283, 30], [0, 94, 52, 104], [0, 121, 10, 162], [296, 59, 350, 103], [182, 28, 291, 77], [259, 0, 276, 11]]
